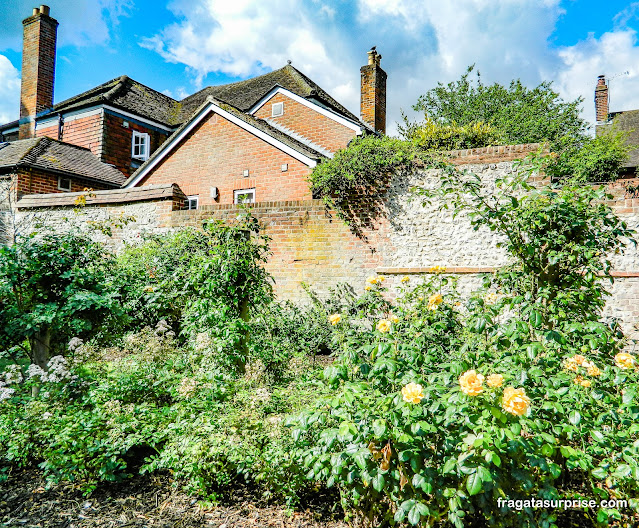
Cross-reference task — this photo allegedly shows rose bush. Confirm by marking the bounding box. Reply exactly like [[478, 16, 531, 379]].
[[291, 163, 639, 527]]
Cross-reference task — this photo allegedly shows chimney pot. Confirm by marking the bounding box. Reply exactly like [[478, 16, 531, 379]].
[[32, 7, 39, 16], [40, 5, 50, 16]]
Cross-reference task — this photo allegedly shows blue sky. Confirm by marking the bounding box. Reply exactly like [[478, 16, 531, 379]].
[[1, 0, 638, 134]]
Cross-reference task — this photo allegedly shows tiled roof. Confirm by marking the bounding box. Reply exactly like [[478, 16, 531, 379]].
[[601, 110, 639, 169], [0, 137, 126, 186], [1, 64, 364, 131], [123, 97, 326, 187], [179, 64, 362, 124], [50, 76, 181, 127]]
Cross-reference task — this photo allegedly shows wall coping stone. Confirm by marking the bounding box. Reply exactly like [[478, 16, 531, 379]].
[[16, 183, 186, 209], [377, 266, 639, 277]]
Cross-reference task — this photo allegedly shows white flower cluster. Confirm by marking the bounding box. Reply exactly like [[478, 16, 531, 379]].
[[26, 356, 77, 383], [2, 364, 23, 385], [45, 355, 77, 383], [155, 319, 175, 338], [0, 384, 15, 403], [68, 337, 84, 353]]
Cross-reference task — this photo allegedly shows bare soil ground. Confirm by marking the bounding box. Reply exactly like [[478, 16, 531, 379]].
[[0, 470, 348, 528]]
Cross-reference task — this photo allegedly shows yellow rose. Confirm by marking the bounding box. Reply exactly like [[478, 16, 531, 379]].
[[427, 293, 443, 311], [365, 286, 372, 291], [581, 379, 592, 388], [329, 314, 341, 326], [564, 359, 578, 372], [377, 319, 391, 333], [587, 365, 601, 377], [502, 387, 530, 416], [401, 276, 410, 283], [390, 314, 400, 323], [401, 382, 424, 404], [459, 370, 485, 396], [572, 355, 586, 366], [366, 275, 378, 285], [573, 375, 584, 385], [615, 352, 636, 370], [486, 374, 504, 388], [429, 265, 447, 274], [379, 276, 386, 282], [485, 293, 499, 305]]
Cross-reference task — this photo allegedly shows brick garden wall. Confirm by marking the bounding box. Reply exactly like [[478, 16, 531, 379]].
[[14, 144, 639, 340]]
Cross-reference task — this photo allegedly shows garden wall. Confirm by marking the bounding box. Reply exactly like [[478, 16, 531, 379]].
[[14, 144, 639, 341]]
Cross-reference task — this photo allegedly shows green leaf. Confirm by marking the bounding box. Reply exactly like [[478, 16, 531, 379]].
[[568, 411, 581, 426], [372, 473, 385, 492], [466, 472, 483, 496]]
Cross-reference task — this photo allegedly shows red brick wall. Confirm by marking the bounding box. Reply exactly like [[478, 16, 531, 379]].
[[59, 113, 104, 157], [139, 111, 314, 205], [15, 167, 113, 200], [35, 123, 59, 140], [102, 112, 169, 178], [170, 200, 385, 300], [253, 92, 357, 153]]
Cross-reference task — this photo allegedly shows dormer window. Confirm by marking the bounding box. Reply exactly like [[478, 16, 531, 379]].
[[132, 131, 150, 161], [271, 102, 284, 117]]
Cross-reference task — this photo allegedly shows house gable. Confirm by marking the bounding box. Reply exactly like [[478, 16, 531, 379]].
[[251, 87, 362, 154], [131, 104, 318, 206]]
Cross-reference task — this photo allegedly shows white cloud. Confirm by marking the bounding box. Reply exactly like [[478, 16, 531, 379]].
[[0, 55, 20, 125], [0, 0, 133, 50], [141, 1, 639, 136]]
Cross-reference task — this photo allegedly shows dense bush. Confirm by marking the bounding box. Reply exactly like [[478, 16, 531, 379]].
[[0, 230, 121, 369], [291, 166, 639, 527]]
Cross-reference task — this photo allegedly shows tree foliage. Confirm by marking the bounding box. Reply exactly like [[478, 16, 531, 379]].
[[0, 231, 120, 368]]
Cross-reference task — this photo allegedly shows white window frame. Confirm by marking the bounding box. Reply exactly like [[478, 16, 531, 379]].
[[185, 195, 199, 210], [234, 188, 256, 204], [271, 102, 284, 117], [57, 176, 71, 192], [131, 131, 150, 161]]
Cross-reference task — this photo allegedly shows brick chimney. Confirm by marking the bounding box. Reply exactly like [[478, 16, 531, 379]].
[[594, 75, 609, 123], [19, 5, 58, 140], [360, 48, 387, 134]]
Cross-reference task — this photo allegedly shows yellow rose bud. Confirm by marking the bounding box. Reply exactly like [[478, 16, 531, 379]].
[[328, 314, 341, 326], [401, 382, 424, 404], [401, 276, 410, 283], [390, 314, 400, 323], [377, 319, 391, 333], [501, 387, 530, 416], [615, 352, 636, 370], [459, 370, 485, 396], [486, 374, 504, 388], [366, 275, 378, 285], [365, 286, 372, 291], [429, 265, 447, 274]]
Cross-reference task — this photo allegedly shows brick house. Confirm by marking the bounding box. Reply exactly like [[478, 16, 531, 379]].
[[0, 5, 388, 208]]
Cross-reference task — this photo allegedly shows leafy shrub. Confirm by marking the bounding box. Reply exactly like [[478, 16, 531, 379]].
[[0, 230, 121, 369], [545, 131, 632, 183], [401, 117, 505, 151]]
